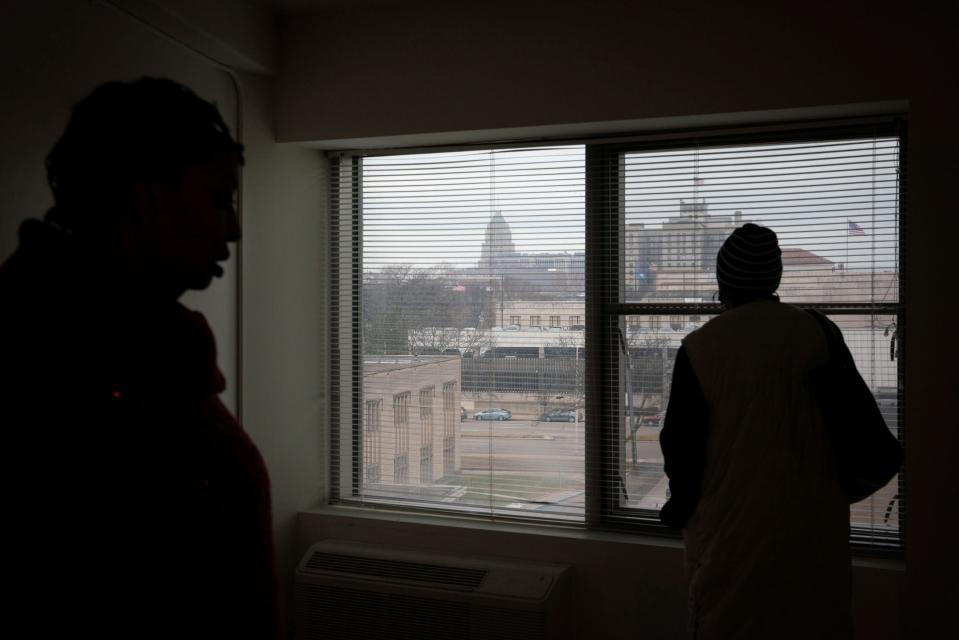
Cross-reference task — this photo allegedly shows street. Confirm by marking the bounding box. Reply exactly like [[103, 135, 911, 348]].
[[460, 418, 665, 474], [455, 418, 668, 511]]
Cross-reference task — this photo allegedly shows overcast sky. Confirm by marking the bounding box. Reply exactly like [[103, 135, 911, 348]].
[[362, 137, 899, 271]]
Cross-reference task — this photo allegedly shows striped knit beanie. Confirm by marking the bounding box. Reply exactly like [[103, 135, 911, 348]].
[[716, 223, 782, 293]]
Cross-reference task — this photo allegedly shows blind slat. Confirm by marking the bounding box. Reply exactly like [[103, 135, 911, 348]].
[[330, 125, 903, 548]]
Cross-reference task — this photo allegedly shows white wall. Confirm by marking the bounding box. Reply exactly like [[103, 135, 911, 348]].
[[133, 0, 278, 74], [276, 0, 937, 144], [278, 1, 957, 638], [239, 71, 328, 623], [299, 508, 903, 640]]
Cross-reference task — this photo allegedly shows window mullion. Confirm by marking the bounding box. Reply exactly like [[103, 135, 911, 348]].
[[584, 145, 620, 526]]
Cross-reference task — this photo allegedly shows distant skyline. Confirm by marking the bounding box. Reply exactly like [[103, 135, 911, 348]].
[[362, 138, 899, 272]]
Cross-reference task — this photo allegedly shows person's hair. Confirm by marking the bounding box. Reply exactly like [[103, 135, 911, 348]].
[[45, 76, 244, 231], [715, 223, 782, 306]]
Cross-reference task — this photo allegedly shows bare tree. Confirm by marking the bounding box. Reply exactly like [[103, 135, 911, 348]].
[[408, 326, 491, 356], [626, 331, 674, 414], [551, 333, 585, 415], [364, 264, 491, 355]]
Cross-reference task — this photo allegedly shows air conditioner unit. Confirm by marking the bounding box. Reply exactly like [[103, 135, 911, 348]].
[[295, 539, 573, 640]]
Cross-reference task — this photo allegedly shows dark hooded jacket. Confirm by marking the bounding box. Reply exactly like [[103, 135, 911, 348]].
[[1, 219, 279, 639]]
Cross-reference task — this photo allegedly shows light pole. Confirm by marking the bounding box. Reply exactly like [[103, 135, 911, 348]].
[[576, 345, 583, 450], [497, 275, 504, 328]]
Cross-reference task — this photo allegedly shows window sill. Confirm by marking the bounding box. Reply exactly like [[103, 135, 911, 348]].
[[300, 503, 685, 550], [303, 504, 903, 561], [299, 503, 904, 571]]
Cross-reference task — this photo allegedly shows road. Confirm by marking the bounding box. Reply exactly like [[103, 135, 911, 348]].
[[459, 419, 664, 473], [456, 419, 900, 517]]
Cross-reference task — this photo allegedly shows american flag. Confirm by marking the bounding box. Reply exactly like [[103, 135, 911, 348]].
[[847, 220, 866, 236]]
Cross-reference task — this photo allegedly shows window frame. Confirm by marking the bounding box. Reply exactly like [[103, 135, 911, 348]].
[[584, 118, 906, 552], [329, 115, 906, 554]]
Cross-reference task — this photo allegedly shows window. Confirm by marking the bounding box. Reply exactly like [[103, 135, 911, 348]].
[[364, 399, 382, 483], [393, 392, 410, 484], [596, 120, 903, 549], [330, 117, 904, 549], [332, 145, 584, 518], [442, 381, 457, 474], [419, 386, 435, 483]]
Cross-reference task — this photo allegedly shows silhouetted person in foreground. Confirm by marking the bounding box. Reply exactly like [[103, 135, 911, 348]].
[[660, 224, 855, 639], [0, 78, 279, 639]]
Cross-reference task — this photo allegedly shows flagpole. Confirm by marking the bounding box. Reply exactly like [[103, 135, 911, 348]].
[[845, 219, 849, 275]]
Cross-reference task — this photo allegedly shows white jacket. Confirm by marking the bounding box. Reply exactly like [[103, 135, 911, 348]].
[[681, 300, 852, 639]]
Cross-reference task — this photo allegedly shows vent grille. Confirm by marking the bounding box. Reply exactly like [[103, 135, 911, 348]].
[[300, 584, 469, 640], [471, 605, 546, 639], [298, 584, 545, 640], [305, 552, 487, 589]]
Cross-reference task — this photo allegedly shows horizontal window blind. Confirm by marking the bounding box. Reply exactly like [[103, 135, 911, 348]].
[[619, 138, 899, 306], [332, 147, 587, 521], [592, 124, 903, 549], [331, 118, 904, 549]]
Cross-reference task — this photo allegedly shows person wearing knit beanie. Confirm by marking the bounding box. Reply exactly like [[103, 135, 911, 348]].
[[716, 223, 782, 306], [660, 220, 880, 639]]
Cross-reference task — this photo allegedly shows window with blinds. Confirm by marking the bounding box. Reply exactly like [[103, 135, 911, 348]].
[[330, 117, 904, 548], [332, 146, 586, 520]]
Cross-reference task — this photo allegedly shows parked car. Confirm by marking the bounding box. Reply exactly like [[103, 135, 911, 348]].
[[640, 413, 665, 427], [539, 408, 578, 423], [474, 408, 512, 421]]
